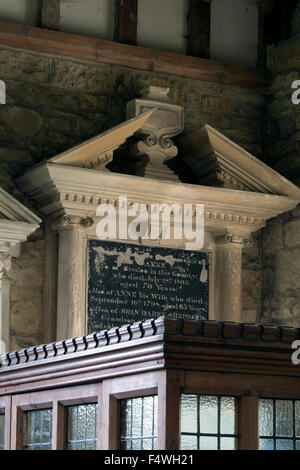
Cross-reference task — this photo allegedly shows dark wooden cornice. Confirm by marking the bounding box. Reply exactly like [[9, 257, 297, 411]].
[[0, 318, 299, 396], [0, 21, 268, 88]]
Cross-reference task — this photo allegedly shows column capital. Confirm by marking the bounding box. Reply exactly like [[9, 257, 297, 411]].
[[0, 254, 11, 281], [51, 214, 94, 232], [216, 232, 253, 248]]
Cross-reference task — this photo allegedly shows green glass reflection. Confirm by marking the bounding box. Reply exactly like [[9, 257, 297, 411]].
[[181, 395, 197, 434], [276, 401, 293, 437], [259, 399, 273, 437], [25, 409, 53, 450], [67, 403, 97, 450], [0, 414, 4, 450], [120, 396, 158, 450]]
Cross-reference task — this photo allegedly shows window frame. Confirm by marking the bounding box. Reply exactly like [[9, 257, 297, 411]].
[[10, 383, 101, 450], [180, 393, 240, 450], [0, 396, 11, 450], [99, 371, 164, 450], [259, 397, 300, 450]]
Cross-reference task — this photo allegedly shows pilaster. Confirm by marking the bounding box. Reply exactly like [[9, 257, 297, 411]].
[[52, 215, 94, 340], [215, 232, 253, 323]]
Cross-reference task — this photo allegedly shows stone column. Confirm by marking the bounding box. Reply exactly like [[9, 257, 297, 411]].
[[53, 215, 93, 340], [0, 255, 11, 354], [214, 232, 253, 323]]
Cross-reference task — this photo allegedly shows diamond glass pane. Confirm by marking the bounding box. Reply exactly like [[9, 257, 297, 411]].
[[25, 409, 52, 450], [0, 414, 4, 450], [120, 396, 157, 450], [181, 394, 238, 451], [259, 399, 300, 450], [67, 403, 98, 450]]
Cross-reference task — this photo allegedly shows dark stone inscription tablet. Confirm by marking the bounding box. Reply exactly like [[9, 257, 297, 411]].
[[87, 239, 209, 333]]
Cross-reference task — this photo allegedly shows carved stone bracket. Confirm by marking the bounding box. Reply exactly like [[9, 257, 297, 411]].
[[215, 232, 253, 249], [127, 86, 184, 181], [51, 215, 94, 231], [224, 233, 254, 248]]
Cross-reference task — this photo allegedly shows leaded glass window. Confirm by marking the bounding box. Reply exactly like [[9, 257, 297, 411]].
[[67, 403, 98, 450], [0, 414, 4, 450], [181, 394, 239, 450], [259, 399, 300, 450], [120, 395, 158, 450], [25, 409, 53, 450]]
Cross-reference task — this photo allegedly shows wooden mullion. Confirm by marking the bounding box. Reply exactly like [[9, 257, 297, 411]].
[[115, 0, 138, 46], [239, 395, 259, 450], [52, 401, 67, 450], [40, 0, 60, 30], [187, 0, 211, 59], [157, 370, 183, 450]]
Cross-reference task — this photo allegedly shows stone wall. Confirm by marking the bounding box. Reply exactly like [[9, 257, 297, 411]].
[[7, 235, 45, 351], [260, 0, 300, 327], [0, 46, 264, 197]]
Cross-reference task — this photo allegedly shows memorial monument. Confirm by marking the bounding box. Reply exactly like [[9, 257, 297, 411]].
[[16, 87, 300, 340]]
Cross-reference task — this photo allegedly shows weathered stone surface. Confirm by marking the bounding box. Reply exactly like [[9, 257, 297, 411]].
[[259, 3, 300, 327], [284, 218, 300, 247], [242, 269, 262, 310], [275, 248, 300, 294], [8, 239, 44, 349], [292, 2, 300, 36], [262, 216, 284, 255]]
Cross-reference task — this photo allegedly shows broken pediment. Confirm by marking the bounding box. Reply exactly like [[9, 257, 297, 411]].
[[0, 187, 41, 258], [47, 110, 154, 171], [0, 187, 41, 225], [176, 124, 300, 198]]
